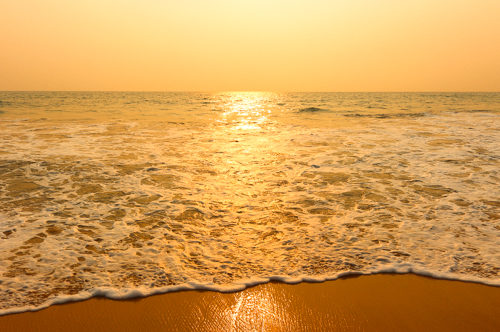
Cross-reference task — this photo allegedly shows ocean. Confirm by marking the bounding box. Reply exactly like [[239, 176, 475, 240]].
[[0, 92, 498, 314]]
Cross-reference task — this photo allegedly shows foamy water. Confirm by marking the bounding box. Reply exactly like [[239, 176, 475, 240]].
[[0, 92, 499, 314]]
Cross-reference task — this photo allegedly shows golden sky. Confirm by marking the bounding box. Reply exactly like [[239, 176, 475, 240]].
[[1, 0, 499, 91]]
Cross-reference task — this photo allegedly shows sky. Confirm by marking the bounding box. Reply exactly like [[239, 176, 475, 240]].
[[1, 0, 499, 91]]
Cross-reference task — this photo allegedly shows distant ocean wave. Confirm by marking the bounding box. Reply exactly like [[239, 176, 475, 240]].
[[343, 112, 426, 118], [297, 107, 330, 113]]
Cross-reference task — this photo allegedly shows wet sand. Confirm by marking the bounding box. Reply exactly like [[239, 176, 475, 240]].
[[1, 274, 499, 331]]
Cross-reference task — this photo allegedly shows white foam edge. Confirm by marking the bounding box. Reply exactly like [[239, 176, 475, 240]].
[[1, 263, 499, 316]]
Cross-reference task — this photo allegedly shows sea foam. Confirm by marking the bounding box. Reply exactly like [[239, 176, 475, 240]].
[[0, 92, 499, 315]]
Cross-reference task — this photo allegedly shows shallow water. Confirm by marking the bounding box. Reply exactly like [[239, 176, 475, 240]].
[[0, 92, 499, 314]]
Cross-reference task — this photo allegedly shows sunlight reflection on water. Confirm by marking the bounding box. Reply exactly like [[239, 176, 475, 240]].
[[216, 92, 273, 131]]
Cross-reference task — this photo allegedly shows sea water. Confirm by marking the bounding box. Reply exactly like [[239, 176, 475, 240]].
[[0, 92, 498, 314]]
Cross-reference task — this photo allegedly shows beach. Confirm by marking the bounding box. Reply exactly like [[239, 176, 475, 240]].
[[0, 92, 499, 327], [1, 274, 499, 331]]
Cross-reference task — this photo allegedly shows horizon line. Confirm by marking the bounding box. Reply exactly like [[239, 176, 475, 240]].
[[1, 90, 499, 93]]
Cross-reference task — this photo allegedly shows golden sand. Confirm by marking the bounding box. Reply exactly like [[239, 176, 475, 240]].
[[1, 274, 499, 331]]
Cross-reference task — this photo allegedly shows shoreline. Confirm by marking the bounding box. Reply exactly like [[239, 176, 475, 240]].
[[1, 273, 499, 331], [2, 269, 499, 317]]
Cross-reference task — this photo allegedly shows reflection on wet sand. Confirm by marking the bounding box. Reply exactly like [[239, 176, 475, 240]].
[[2, 274, 500, 331]]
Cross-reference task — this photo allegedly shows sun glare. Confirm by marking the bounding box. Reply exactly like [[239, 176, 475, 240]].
[[217, 92, 273, 131]]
